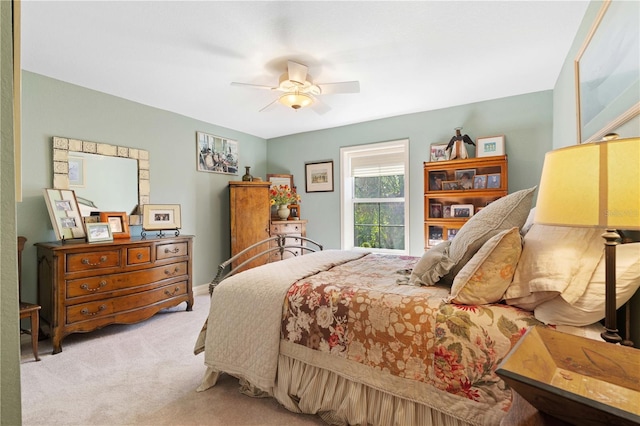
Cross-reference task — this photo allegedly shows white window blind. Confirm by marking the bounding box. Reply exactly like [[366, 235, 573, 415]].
[[349, 146, 405, 177]]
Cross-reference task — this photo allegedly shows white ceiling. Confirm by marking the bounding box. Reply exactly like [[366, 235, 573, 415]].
[[20, 1, 590, 139]]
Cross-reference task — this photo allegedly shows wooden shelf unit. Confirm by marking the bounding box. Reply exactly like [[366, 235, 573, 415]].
[[423, 155, 508, 249]]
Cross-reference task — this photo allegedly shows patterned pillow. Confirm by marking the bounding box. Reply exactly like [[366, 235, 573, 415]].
[[446, 227, 522, 305], [409, 240, 455, 286], [443, 187, 535, 284]]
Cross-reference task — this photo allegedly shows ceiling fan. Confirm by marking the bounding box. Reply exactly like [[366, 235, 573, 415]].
[[231, 60, 360, 114]]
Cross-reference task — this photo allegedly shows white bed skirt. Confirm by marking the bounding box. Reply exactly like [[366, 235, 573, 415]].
[[266, 354, 475, 426]]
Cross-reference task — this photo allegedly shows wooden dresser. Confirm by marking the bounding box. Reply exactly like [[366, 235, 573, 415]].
[[269, 220, 307, 262], [35, 235, 194, 354]]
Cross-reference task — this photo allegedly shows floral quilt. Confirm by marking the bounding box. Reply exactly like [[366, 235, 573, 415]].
[[281, 253, 543, 416]]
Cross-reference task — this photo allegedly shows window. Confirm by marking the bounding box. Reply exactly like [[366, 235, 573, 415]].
[[340, 140, 409, 253]]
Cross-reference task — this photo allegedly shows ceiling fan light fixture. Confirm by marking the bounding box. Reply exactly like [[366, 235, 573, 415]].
[[279, 92, 313, 110]]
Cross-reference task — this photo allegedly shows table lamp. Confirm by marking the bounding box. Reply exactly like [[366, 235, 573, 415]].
[[535, 136, 640, 344]]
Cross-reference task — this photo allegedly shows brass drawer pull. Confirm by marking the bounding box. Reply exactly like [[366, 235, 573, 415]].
[[81, 304, 106, 316], [164, 267, 181, 276], [164, 247, 180, 254], [81, 256, 108, 266], [80, 280, 107, 292], [164, 287, 180, 297], [137, 253, 143, 259]]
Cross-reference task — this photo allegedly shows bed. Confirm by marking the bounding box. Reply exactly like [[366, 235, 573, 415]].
[[194, 187, 640, 426]]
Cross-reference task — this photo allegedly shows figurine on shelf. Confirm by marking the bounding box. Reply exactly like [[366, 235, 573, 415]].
[[446, 127, 475, 160]]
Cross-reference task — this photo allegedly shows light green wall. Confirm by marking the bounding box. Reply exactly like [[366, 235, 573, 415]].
[[17, 71, 268, 302], [268, 91, 553, 255], [1, 1, 22, 424]]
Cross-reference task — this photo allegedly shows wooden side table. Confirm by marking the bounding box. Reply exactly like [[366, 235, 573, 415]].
[[501, 392, 571, 426]]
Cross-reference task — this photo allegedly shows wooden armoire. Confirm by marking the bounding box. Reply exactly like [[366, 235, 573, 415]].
[[229, 181, 271, 271]]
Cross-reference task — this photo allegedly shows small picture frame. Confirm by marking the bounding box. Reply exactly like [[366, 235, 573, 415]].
[[452, 204, 475, 218], [443, 205, 452, 218], [487, 173, 502, 189], [305, 160, 334, 193], [99, 211, 130, 239], [429, 171, 447, 191], [68, 156, 85, 187], [43, 189, 86, 241], [288, 204, 300, 220], [142, 204, 182, 231], [476, 135, 505, 157], [447, 228, 459, 240], [473, 174, 488, 189], [86, 222, 113, 243], [429, 143, 448, 162], [442, 180, 462, 191], [430, 203, 443, 218], [428, 225, 443, 246], [455, 169, 476, 190]]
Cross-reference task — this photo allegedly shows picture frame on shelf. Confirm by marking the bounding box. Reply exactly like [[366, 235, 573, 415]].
[[430, 203, 443, 218], [575, 1, 639, 143], [142, 204, 182, 231], [442, 180, 462, 191], [43, 188, 86, 241], [288, 204, 300, 220], [429, 143, 449, 162], [196, 131, 239, 175], [305, 160, 334, 192], [429, 171, 447, 191], [455, 169, 476, 190], [476, 135, 506, 157], [99, 211, 130, 239], [86, 222, 113, 243], [267, 174, 294, 190], [473, 174, 487, 189], [452, 204, 474, 218], [487, 173, 501, 189], [447, 228, 459, 240], [428, 225, 443, 246], [68, 156, 85, 187], [443, 205, 452, 218]]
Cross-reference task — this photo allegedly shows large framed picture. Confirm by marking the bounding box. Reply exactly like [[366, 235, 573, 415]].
[[196, 131, 239, 174], [575, 1, 639, 143], [429, 143, 448, 162], [142, 204, 182, 231], [86, 222, 113, 243], [43, 189, 86, 241], [476, 135, 505, 157], [99, 211, 130, 239], [305, 160, 334, 193]]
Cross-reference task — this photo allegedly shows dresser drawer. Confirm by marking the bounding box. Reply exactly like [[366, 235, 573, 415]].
[[66, 261, 188, 299], [66, 281, 188, 324], [156, 242, 188, 260], [127, 246, 151, 265], [66, 250, 121, 273], [271, 223, 303, 234]]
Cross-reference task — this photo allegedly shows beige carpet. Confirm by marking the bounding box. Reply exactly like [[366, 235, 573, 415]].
[[20, 293, 325, 426]]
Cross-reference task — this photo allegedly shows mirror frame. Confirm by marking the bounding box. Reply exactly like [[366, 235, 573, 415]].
[[52, 136, 149, 224]]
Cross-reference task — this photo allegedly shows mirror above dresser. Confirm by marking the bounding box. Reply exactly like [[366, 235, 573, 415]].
[[51, 136, 149, 223]]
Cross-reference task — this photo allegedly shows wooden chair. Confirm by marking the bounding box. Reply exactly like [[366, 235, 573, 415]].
[[18, 236, 41, 361]]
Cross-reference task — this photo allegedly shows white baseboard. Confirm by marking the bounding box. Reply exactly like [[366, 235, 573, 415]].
[[193, 284, 210, 296]]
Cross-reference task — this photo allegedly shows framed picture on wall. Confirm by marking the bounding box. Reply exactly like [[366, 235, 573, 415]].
[[305, 161, 334, 192], [196, 131, 238, 175]]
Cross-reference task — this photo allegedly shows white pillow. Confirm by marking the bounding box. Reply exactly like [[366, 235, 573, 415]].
[[446, 227, 522, 305], [534, 243, 640, 326], [504, 224, 605, 310]]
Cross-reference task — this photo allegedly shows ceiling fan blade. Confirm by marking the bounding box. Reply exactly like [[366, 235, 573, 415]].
[[231, 82, 276, 90], [287, 61, 308, 85], [310, 97, 331, 115], [317, 81, 360, 95], [259, 98, 279, 112]]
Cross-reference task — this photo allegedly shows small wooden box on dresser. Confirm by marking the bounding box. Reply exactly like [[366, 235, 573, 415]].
[[35, 235, 194, 354], [424, 155, 508, 249]]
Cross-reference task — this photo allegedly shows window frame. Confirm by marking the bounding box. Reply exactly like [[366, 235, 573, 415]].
[[340, 139, 410, 254]]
